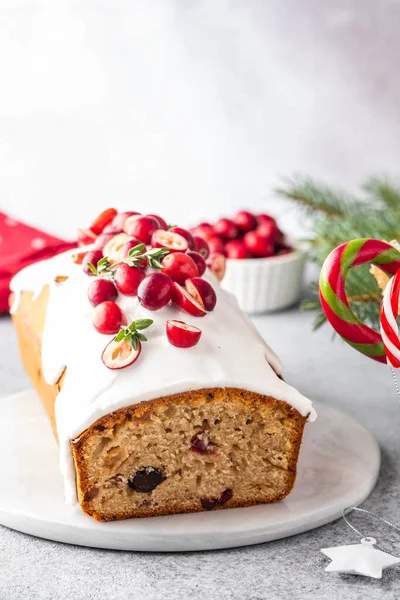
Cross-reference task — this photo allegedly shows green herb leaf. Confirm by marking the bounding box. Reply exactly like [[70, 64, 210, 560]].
[[87, 262, 97, 276], [134, 319, 154, 330]]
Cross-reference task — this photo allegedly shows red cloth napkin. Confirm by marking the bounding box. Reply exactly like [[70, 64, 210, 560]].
[[0, 212, 76, 314]]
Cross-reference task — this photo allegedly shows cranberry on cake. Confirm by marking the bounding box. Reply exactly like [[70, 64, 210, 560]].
[[10, 209, 316, 521]]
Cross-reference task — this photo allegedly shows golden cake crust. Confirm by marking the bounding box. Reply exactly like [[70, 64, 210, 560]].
[[11, 288, 308, 521]]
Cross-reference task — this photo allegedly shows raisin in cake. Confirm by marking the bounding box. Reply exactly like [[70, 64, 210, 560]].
[[10, 210, 316, 521]]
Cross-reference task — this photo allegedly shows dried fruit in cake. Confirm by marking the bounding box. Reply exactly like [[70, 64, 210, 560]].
[[190, 430, 215, 454], [185, 277, 217, 311], [128, 467, 166, 493], [138, 273, 174, 310], [201, 489, 233, 510], [161, 252, 198, 285], [166, 320, 202, 348]]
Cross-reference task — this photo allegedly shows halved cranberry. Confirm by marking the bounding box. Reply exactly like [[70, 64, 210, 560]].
[[201, 489, 233, 510], [193, 236, 210, 259], [128, 467, 166, 492], [185, 277, 217, 311], [161, 252, 198, 285], [90, 208, 118, 234], [77, 228, 97, 247], [169, 227, 195, 250], [147, 214, 167, 230], [186, 251, 206, 276], [206, 252, 226, 281], [166, 320, 202, 348], [102, 338, 141, 370], [151, 229, 188, 252], [171, 282, 207, 317]]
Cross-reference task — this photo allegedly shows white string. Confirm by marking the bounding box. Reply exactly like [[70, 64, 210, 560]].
[[390, 367, 400, 402], [342, 507, 400, 551]]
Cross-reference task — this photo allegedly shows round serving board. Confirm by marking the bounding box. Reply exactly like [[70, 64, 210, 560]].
[[0, 391, 380, 552]]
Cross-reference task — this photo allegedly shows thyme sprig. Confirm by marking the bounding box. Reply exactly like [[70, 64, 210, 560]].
[[88, 244, 170, 277], [114, 318, 154, 350]]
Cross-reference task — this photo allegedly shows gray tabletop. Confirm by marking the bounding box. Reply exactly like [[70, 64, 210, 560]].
[[1, 306, 399, 600]]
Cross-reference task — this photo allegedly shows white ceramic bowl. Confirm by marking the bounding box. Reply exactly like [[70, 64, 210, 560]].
[[222, 249, 306, 314]]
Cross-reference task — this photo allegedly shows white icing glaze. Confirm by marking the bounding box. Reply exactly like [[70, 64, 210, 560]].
[[10, 250, 316, 503]]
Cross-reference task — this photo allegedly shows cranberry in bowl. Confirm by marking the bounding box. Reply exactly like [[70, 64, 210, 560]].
[[191, 211, 306, 313]]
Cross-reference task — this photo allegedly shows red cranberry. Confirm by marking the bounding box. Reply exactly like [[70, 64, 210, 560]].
[[169, 227, 195, 250], [185, 277, 217, 311], [92, 301, 125, 334], [128, 467, 166, 492], [138, 273, 173, 310], [90, 208, 118, 235], [257, 221, 279, 243], [206, 252, 226, 281], [207, 236, 226, 254], [151, 229, 188, 252], [201, 489, 233, 510], [161, 252, 198, 285], [214, 218, 238, 240], [147, 214, 167, 230], [114, 264, 146, 296], [94, 232, 118, 250], [125, 216, 159, 244], [103, 223, 123, 234], [193, 235, 210, 259], [192, 224, 214, 241], [166, 320, 202, 348], [112, 211, 141, 230], [186, 251, 206, 276], [77, 228, 97, 247], [233, 210, 257, 232], [225, 239, 249, 259], [82, 250, 103, 275], [244, 231, 274, 258], [257, 214, 277, 227], [88, 279, 118, 306]]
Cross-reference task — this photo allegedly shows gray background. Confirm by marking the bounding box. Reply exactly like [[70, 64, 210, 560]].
[[1, 299, 400, 599], [1, 0, 400, 235], [2, 1, 400, 597]]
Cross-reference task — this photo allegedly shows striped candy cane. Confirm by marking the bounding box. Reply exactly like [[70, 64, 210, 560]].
[[319, 239, 400, 363], [380, 269, 400, 368]]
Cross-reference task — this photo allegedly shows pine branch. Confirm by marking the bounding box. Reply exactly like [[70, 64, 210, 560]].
[[275, 177, 363, 217], [278, 175, 400, 331]]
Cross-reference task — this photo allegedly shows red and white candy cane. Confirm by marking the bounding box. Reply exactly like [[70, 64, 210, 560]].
[[380, 269, 400, 368], [319, 238, 400, 363]]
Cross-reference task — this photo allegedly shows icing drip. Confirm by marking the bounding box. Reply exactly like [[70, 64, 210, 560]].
[[11, 250, 316, 503]]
